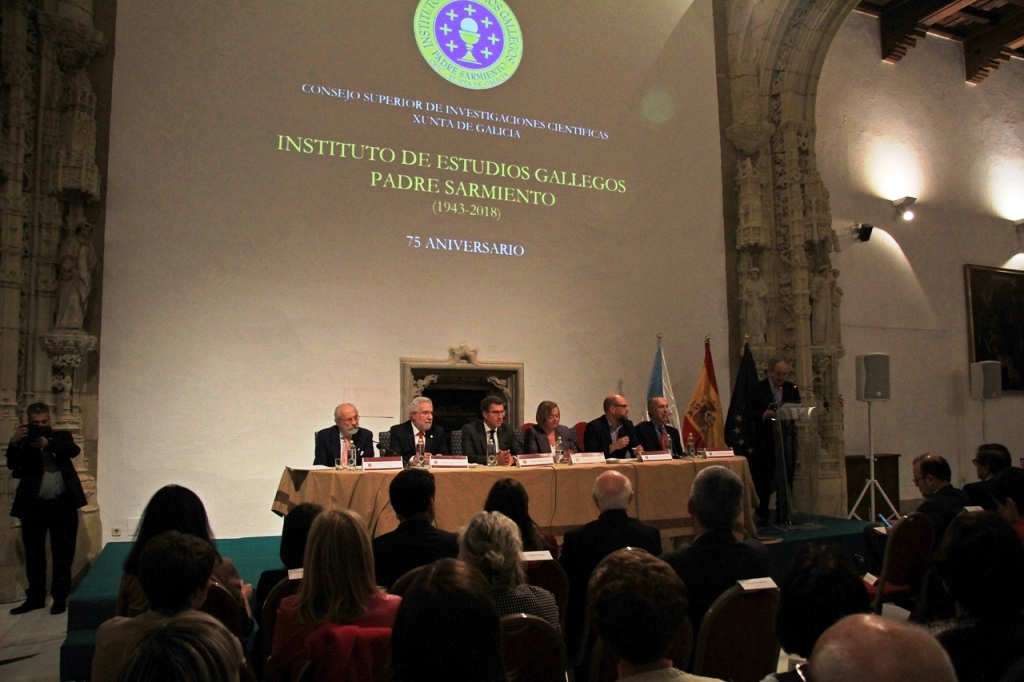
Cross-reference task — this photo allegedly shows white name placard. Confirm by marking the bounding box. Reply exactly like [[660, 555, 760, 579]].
[[362, 457, 404, 471], [517, 454, 554, 468], [522, 550, 554, 562], [429, 456, 470, 469], [705, 449, 735, 458], [738, 577, 777, 591], [287, 568, 304, 580], [963, 505, 984, 513], [570, 452, 607, 465], [638, 451, 673, 462]]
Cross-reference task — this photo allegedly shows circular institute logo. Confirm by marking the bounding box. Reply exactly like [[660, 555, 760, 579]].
[[415, 0, 522, 90]]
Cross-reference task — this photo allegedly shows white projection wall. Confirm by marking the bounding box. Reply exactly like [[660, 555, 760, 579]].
[[99, 1, 728, 538]]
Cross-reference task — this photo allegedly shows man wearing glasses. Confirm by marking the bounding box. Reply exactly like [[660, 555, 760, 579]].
[[584, 394, 643, 458], [461, 396, 522, 465]]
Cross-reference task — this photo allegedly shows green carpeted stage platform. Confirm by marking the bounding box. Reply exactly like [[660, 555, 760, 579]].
[[60, 517, 871, 680]]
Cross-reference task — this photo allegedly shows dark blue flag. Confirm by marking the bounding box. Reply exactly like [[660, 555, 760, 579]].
[[724, 343, 759, 456]]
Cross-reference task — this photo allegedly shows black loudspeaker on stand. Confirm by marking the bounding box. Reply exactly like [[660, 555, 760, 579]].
[[848, 354, 900, 521]]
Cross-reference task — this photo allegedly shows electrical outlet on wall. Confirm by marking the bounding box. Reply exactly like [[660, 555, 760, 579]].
[[111, 527, 122, 537]]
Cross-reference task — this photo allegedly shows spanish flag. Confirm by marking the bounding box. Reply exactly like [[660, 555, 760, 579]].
[[682, 338, 725, 449]]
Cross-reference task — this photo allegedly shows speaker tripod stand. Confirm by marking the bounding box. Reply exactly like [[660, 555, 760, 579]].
[[847, 400, 900, 521]]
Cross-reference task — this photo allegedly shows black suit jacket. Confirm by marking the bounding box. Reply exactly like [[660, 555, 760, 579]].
[[460, 420, 523, 464], [6, 430, 86, 519], [372, 518, 459, 589], [583, 416, 640, 457], [919, 484, 970, 548], [635, 421, 684, 457], [386, 421, 448, 463], [313, 425, 374, 466], [661, 529, 769, 643], [559, 509, 661, 657], [962, 479, 997, 511]]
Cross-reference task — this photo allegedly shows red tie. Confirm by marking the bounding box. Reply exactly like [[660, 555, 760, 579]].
[[417, 432, 425, 449], [660, 428, 666, 450]]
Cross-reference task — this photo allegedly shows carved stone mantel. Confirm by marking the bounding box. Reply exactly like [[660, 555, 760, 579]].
[[400, 345, 525, 428]]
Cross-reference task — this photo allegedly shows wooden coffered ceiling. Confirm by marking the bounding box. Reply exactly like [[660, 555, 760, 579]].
[[856, 0, 1024, 83]]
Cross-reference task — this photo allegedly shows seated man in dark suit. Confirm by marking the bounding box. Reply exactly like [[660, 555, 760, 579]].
[[863, 453, 969, 575], [636, 396, 684, 457], [313, 403, 374, 466], [372, 468, 458, 589], [559, 471, 661, 659], [584, 394, 643, 458], [963, 443, 1012, 511], [386, 397, 448, 464], [661, 465, 769, 646], [460, 396, 523, 465]]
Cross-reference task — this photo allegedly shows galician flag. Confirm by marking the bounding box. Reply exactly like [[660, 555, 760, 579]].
[[682, 338, 726, 449], [646, 336, 680, 428]]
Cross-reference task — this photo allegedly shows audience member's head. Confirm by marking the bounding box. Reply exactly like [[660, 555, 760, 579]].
[[935, 511, 1024, 619], [975, 443, 1013, 480], [483, 478, 544, 552], [588, 549, 686, 671], [390, 559, 505, 682], [297, 509, 379, 626], [389, 468, 436, 521], [807, 614, 956, 682], [125, 485, 216, 575], [912, 453, 951, 497], [458, 511, 525, 589], [777, 546, 870, 659], [138, 531, 217, 616], [118, 611, 243, 682], [279, 502, 322, 570], [689, 465, 743, 532], [593, 471, 632, 512], [992, 467, 1024, 525]]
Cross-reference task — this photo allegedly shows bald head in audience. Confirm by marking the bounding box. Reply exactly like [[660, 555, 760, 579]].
[[807, 614, 956, 682], [593, 471, 632, 512]]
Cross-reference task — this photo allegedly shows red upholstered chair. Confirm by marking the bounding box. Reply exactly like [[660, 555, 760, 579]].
[[525, 558, 569, 628], [500, 614, 568, 682], [574, 422, 588, 452], [692, 584, 780, 682], [305, 624, 392, 682], [863, 512, 934, 614], [261, 577, 301, 654]]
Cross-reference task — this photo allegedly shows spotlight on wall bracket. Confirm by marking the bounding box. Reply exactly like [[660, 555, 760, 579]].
[[852, 223, 874, 242], [893, 196, 916, 221]]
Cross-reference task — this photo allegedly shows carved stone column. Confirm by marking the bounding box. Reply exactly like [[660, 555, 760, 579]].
[[717, 0, 861, 518], [0, 0, 106, 602]]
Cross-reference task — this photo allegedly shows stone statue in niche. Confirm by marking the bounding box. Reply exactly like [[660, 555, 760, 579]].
[[810, 265, 832, 345], [831, 268, 843, 345], [741, 267, 768, 344], [54, 219, 97, 330]]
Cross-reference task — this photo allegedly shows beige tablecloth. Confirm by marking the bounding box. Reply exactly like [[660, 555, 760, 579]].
[[272, 457, 759, 542]]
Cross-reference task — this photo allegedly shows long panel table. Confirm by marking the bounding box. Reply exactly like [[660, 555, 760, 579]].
[[272, 457, 760, 543]]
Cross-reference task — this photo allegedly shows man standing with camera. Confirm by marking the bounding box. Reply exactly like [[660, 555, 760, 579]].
[[6, 402, 86, 614]]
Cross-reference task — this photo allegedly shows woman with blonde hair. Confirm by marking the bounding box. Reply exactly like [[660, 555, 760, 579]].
[[459, 511, 560, 631], [265, 509, 399, 682]]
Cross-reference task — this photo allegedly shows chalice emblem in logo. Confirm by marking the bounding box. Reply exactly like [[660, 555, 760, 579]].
[[458, 17, 481, 64], [415, 0, 522, 90]]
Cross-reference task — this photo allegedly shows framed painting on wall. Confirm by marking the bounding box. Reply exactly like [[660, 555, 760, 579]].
[[965, 264, 1024, 392]]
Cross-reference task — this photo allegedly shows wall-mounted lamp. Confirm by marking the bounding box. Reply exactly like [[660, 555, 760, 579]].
[[893, 196, 916, 221], [852, 223, 874, 242]]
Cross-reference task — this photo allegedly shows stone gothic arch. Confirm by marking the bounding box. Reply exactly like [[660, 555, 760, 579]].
[[716, 0, 863, 517]]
